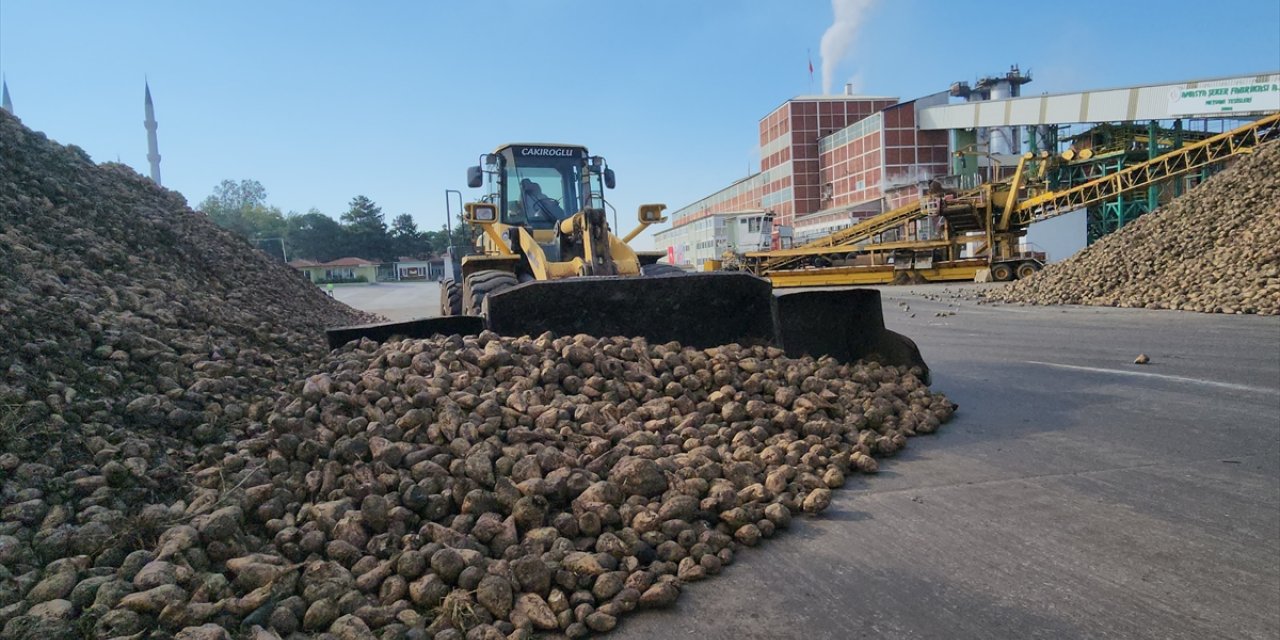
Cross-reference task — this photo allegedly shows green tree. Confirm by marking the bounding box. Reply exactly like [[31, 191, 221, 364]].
[[389, 213, 424, 258], [286, 209, 345, 262], [199, 179, 271, 238], [203, 178, 267, 212], [340, 196, 389, 260], [419, 228, 445, 255], [445, 214, 476, 255], [243, 206, 287, 239]]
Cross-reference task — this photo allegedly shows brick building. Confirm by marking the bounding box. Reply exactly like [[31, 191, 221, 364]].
[[658, 90, 952, 265]]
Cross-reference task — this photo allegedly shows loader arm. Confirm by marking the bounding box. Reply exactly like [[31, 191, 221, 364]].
[[558, 208, 618, 276]]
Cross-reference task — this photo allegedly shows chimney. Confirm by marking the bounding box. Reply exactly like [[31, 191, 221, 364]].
[[844, 83, 853, 95]]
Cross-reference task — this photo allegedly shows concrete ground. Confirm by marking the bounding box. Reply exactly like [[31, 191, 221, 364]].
[[615, 285, 1280, 640], [331, 281, 440, 321], [337, 281, 1280, 639]]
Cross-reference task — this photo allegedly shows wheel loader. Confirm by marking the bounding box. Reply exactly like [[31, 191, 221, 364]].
[[327, 143, 930, 381]]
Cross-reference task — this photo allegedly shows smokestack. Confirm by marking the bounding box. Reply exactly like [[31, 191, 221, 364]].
[[844, 83, 853, 95]]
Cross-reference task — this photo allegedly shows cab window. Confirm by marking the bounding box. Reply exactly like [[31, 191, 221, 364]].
[[503, 157, 581, 229]]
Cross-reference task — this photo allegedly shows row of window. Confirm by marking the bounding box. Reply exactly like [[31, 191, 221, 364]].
[[670, 173, 766, 221], [819, 113, 884, 153], [761, 186, 792, 208]]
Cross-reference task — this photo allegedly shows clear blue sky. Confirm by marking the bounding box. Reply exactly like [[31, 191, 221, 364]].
[[3, 0, 1277, 250]]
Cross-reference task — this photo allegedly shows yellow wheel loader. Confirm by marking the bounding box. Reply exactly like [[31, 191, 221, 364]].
[[328, 143, 930, 381]]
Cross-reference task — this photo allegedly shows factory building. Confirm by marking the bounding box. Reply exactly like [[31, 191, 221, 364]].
[[656, 87, 954, 266], [657, 208, 773, 267], [657, 68, 1279, 269]]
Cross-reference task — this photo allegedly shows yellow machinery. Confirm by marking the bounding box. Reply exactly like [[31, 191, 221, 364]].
[[743, 112, 1279, 287], [328, 143, 932, 379]]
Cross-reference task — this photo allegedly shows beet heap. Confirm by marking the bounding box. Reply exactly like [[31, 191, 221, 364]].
[[985, 140, 1280, 314], [0, 110, 954, 640]]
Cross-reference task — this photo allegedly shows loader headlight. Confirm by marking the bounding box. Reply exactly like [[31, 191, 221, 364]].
[[637, 204, 667, 224], [465, 202, 498, 223]]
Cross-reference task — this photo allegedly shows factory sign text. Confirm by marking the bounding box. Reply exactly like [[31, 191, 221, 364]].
[[1168, 79, 1280, 116]]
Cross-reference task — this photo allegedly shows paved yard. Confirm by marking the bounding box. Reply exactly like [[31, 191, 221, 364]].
[[331, 281, 440, 321], [615, 286, 1280, 640]]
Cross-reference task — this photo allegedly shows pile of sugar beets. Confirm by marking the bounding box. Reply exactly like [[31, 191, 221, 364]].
[[985, 139, 1280, 315], [0, 109, 955, 639]]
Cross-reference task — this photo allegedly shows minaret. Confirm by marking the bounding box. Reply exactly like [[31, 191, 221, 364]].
[[144, 81, 162, 185], [1, 79, 12, 114]]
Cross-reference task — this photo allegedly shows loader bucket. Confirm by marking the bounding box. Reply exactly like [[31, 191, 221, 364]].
[[324, 280, 930, 385], [483, 272, 777, 350], [772, 288, 930, 384], [326, 315, 485, 350]]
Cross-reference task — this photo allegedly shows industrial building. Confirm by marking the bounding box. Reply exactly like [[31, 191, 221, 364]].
[[656, 69, 1279, 269]]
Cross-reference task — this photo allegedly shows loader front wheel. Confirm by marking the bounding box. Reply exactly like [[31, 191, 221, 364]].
[[464, 270, 518, 316], [440, 278, 462, 316], [641, 263, 684, 277]]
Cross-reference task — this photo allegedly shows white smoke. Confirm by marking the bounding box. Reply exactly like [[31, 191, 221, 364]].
[[884, 165, 936, 189], [820, 0, 877, 95]]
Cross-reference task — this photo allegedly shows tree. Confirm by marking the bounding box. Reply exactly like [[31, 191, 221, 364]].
[[198, 179, 290, 243], [340, 196, 390, 260], [341, 196, 386, 234], [389, 213, 424, 258], [390, 213, 419, 238], [202, 179, 267, 213], [445, 214, 476, 255], [286, 209, 345, 262], [243, 205, 287, 238], [419, 229, 445, 255]]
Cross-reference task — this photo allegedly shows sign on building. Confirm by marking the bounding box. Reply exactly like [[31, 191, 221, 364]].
[[1168, 79, 1280, 116]]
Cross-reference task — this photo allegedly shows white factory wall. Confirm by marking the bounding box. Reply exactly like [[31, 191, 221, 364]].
[[653, 215, 726, 268], [919, 72, 1280, 129]]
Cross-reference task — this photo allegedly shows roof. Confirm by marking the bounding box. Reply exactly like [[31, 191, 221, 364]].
[[323, 257, 378, 267]]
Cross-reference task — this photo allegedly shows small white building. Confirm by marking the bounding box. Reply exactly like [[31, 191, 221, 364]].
[[653, 209, 774, 269], [395, 257, 441, 281]]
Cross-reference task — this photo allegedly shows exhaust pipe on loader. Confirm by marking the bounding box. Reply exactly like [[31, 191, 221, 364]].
[[326, 275, 929, 383]]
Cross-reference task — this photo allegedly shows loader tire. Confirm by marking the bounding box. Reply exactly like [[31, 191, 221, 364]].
[[1015, 261, 1040, 280], [440, 278, 462, 316], [464, 270, 518, 316], [641, 263, 684, 277]]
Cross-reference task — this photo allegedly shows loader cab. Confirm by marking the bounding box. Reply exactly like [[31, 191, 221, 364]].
[[470, 144, 614, 231]]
